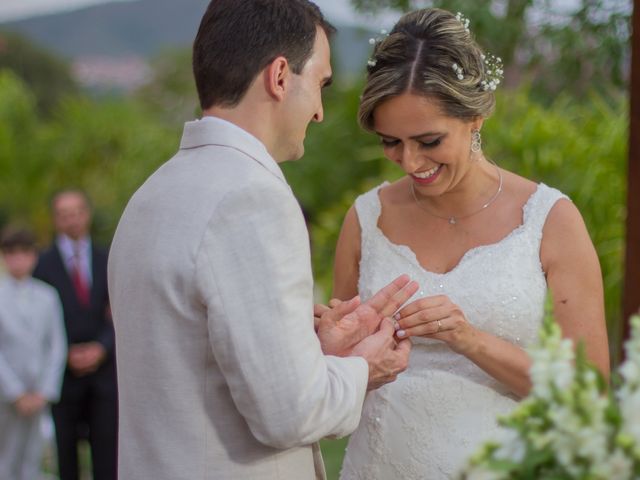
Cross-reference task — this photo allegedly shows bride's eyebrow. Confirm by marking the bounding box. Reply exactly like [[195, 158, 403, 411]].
[[375, 131, 444, 139]]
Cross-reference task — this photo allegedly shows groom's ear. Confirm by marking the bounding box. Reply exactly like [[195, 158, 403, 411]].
[[263, 56, 291, 102]]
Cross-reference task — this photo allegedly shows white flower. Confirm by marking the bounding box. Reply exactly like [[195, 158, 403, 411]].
[[620, 361, 640, 383], [493, 429, 526, 463], [529, 331, 575, 400], [592, 448, 633, 480], [461, 315, 640, 479]]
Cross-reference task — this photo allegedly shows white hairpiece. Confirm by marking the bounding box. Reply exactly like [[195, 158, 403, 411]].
[[452, 12, 504, 91], [480, 53, 504, 91], [452, 63, 464, 80], [455, 12, 470, 33], [366, 28, 390, 69]]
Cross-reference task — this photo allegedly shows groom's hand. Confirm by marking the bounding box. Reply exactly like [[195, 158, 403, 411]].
[[316, 275, 418, 356], [351, 318, 412, 391], [313, 298, 343, 331]]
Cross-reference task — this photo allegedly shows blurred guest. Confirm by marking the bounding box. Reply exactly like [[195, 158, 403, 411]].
[[33, 190, 117, 480], [0, 227, 66, 480]]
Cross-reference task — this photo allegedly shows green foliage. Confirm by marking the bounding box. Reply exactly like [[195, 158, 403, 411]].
[[530, 0, 631, 102], [0, 30, 78, 114], [134, 48, 200, 127], [351, 0, 630, 101], [352, 0, 413, 11], [320, 437, 349, 479], [0, 70, 177, 244]]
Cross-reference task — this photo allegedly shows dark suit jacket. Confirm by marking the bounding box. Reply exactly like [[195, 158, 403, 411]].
[[33, 242, 116, 395]]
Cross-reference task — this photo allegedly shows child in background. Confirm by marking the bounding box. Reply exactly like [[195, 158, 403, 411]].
[[0, 227, 67, 480]]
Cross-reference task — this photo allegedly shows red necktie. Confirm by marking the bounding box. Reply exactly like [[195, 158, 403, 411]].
[[71, 249, 90, 307]]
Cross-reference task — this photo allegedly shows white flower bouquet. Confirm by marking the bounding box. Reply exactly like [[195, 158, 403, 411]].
[[462, 315, 640, 480]]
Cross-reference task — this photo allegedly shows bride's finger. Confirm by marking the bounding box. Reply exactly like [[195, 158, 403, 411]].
[[396, 305, 452, 330], [369, 280, 420, 318], [397, 316, 452, 338], [396, 295, 450, 318], [382, 280, 420, 317]]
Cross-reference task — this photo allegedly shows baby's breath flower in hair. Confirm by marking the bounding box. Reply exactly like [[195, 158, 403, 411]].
[[366, 28, 390, 69], [455, 12, 470, 33], [480, 53, 504, 91], [451, 11, 504, 92], [452, 63, 464, 80]]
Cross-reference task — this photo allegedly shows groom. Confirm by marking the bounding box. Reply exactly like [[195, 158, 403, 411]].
[[108, 1, 416, 479]]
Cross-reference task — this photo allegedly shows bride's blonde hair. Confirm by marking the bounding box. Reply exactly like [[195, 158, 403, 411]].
[[359, 8, 497, 131]]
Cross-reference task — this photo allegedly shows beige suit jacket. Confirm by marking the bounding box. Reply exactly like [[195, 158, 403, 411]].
[[108, 117, 368, 480]]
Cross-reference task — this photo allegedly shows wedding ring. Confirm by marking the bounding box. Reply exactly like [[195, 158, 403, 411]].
[[437, 320, 442, 332]]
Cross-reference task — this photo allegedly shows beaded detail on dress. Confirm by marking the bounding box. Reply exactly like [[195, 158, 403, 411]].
[[339, 182, 568, 480]]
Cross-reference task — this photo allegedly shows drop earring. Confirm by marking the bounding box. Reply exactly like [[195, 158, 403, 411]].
[[471, 129, 482, 153]]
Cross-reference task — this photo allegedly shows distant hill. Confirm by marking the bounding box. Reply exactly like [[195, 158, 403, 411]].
[[0, 0, 372, 79], [0, 0, 209, 58]]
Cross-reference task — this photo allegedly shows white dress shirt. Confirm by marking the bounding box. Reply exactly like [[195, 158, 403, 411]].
[[56, 235, 92, 287]]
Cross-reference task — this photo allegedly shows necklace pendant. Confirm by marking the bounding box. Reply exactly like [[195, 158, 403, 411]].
[[449, 217, 456, 225]]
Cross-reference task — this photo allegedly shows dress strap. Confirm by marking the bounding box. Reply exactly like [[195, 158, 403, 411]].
[[354, 183, 387, 236], [522, 183, 569, 243]]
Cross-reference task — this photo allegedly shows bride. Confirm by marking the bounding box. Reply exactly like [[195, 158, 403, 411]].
[[331, 8, 610, 479]]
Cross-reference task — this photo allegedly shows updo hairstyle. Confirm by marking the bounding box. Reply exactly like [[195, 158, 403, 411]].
[[358, 8, 497, 132]]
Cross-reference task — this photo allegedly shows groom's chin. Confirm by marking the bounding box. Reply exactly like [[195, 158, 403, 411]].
[[284, 145, 306, 163]]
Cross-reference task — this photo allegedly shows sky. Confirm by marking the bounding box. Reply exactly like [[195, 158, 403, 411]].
[[0, 0, 401, 26]]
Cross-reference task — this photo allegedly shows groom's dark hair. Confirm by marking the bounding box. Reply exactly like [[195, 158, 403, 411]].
[[192, 0, 335, 110]]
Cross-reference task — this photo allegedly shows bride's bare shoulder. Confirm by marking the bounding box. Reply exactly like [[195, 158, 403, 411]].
[[378, 177, 412, 206], [500, 169, 539, 203]]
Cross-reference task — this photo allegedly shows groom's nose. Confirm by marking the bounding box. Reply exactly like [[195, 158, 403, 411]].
[[312, 103, 324, 123]]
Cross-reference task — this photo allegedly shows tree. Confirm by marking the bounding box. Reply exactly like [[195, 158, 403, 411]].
[[134, 48, 199, 127], [0, 70, 177, 243], [351, 0, 630, 100], [0, 30, 78, 114]]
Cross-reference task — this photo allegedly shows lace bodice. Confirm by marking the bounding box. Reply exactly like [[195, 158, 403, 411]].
[[340, 182, 567, 480]]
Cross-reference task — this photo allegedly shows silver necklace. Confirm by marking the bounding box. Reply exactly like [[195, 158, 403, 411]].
[[410, 161, 503, 225]]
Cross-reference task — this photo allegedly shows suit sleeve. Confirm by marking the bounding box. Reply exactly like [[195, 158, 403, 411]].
[[39, 290, 68, 401], [96, 295, 115, 354], [195, 179, 369, 449]]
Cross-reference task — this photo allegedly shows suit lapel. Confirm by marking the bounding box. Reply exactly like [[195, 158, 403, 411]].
[[52, 245, 77, 302]]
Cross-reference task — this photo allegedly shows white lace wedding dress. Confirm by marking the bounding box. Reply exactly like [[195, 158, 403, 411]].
[[339, 182, 567, 480]]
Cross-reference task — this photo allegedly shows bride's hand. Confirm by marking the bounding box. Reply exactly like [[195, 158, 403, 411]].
[[394, 295, 479, 355]]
